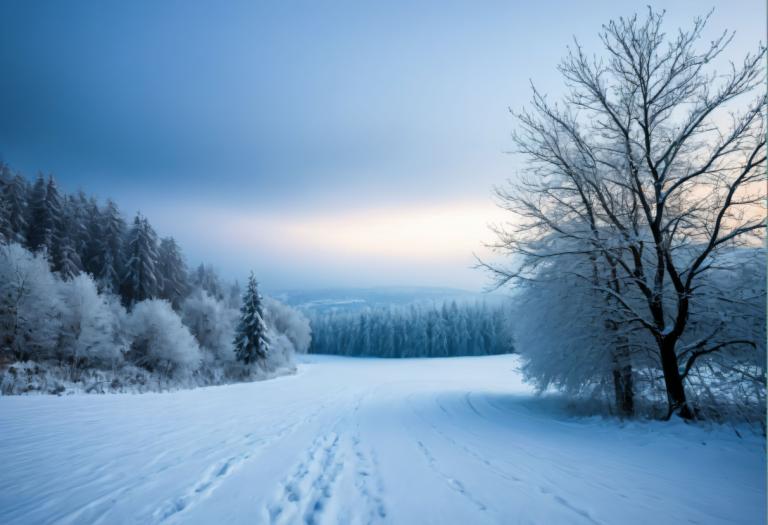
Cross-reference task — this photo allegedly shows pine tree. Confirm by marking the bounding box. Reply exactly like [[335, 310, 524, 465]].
[[191, 263, 224, 300], [121, 214, 160, 306], [56, 239, 82, 279], [227, 281, 242, 309], [2, 175, 29, 244], [233, 272, 269, 364], [81, 197, 103, 276], [0, 198, 11, 244], [54, 195, 84, 278], [157, 237, 189, 309], [27, 175, 62, 256], [0, 165, 11, 243], [96, 199, 126, 292]]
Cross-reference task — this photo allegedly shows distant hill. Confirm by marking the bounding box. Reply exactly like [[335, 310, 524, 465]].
[[270, 286, 509, 313]]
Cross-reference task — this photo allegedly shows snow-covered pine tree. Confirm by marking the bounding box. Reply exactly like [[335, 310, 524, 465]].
[[27, 175, 62, 256], [191, 263, 225, 300], [1, 174, 29, 244], [55, 238, 83, 280], [233, 272, 270, 364], [227, 281, 242, 309], [81, 196, 103, 277], [121, 214, 160, 306], [0, 198, 10, 244], [96, 199, 126, 292], [54, 195, 84, 279], [0, 166, 11, 243], [157, 237, 189, 309], [68, 193, 89, 259]]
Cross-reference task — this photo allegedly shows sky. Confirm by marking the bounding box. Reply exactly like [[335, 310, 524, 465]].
[[0, 0, 764, 291]]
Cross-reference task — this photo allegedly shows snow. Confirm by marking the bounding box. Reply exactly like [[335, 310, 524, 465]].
[[0, 354, 764, 525]]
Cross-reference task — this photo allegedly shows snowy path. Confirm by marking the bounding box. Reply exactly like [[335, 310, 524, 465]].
[[0, 355, 764, 525]]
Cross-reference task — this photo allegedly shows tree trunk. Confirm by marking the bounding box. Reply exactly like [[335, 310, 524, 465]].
[[612, 364, 634, 417], [612, 346, 634, 417], [659, 336, 694, 419]]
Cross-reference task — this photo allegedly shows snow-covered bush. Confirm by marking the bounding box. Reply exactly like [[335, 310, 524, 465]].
[[58, 274, 127, 368], [0, 243, 63, 361], [263, 333, 297, 372], [126, 299, 201, 376], [181, 291, 237, 363], [264, 296, 311, 354]]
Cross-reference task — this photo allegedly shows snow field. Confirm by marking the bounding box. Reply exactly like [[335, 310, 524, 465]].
[[0, 354, 764, 524]]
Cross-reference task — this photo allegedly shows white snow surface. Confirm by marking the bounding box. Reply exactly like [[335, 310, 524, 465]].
[[0, 354, 764, 525]]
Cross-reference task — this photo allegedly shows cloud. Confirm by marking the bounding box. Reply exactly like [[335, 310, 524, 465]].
[[144, 200, 509, 289]]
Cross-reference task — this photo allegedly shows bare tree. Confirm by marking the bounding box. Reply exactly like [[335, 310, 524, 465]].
[[483, 9, 766, 419]]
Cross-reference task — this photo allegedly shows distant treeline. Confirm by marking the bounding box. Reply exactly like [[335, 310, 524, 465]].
[[309, 302, 514, 358]]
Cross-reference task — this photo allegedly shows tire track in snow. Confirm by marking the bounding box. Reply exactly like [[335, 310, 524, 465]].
[[414, 440, 488, 513], [422, 392, 603, 525], [410, 395, 524, 485]]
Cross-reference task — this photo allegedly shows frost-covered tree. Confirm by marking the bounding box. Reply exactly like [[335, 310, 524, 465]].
[[95, 199, 126, 292], [55, 196, 84, 279], [26, 175, 62, 257], [510, 244, 649, 412], [126, 299, 201, 375], [191, 263, 225, 301], [157, 237, 189, 309], [0, 199, 10, 244], [182, 291, 237, 362], [263, 296, 311, 354], [1, 174, 29, 245], [79, 196, 103, 277], [233, 273, 270, 364], [481, 10, 766, 419], [58, 273, 126, 368], [121, 214, 159, 306], [227, 281, 242, 309], [0, 243, 62, 361], [64, 193, 89, 263], [55, 239, 82, 280]]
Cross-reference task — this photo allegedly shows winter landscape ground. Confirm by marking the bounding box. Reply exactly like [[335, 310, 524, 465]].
[[1, 3, 766, 525], [1, 354, 764, 525]]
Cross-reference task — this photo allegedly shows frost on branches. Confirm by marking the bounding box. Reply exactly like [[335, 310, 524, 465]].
[[481, 9, 766, 423]]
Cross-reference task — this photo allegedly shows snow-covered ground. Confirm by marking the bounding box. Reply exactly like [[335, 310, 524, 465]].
[[0, 355, 764, 525]]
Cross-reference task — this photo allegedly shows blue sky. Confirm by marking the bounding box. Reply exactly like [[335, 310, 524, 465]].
[[0, 0, 763, 290]]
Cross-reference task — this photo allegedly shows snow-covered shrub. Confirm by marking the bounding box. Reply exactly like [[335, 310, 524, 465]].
[[126, 299, 201, 375], [264, 296, 311, 354], [0, 243, 63, 361], [58, 274, 127, 368], [263, 332, 297, 372], [181, 291, 237, 363]]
